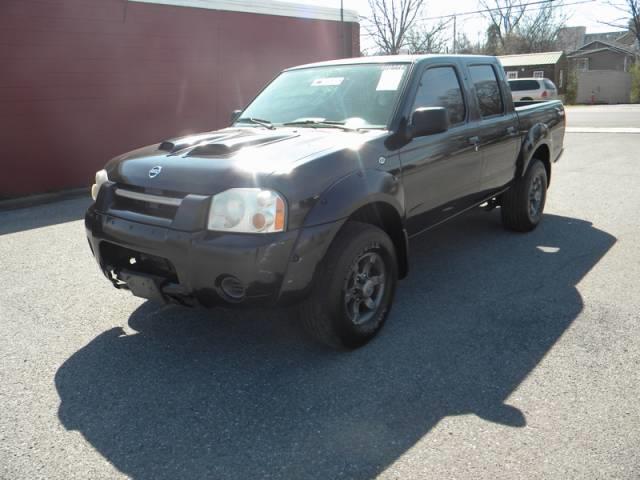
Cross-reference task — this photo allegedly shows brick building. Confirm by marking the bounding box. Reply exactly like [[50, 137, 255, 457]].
[[0, 0, 360, 197]]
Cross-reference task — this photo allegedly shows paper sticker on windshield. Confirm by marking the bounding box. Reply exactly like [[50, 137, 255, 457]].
[[376, 69, 404, 91], [311, 77, 344, 87]]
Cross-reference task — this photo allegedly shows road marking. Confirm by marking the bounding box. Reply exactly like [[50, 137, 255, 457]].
[[566, 127, 640, 134]]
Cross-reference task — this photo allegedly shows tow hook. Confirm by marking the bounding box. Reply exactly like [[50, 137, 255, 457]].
[[107, 268, 128, 290]]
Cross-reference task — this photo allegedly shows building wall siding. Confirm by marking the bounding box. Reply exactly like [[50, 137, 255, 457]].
[[577, 70, 632, 104], [586, 50, 629, 71], [0, 0, 359, 197]]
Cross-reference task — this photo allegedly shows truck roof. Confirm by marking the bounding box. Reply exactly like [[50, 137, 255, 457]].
[[287, 54, 499, 70]]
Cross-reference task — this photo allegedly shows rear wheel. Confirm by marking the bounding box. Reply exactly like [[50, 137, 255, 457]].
[[501, 159, 548, 232], [301, 221, 398, 349]]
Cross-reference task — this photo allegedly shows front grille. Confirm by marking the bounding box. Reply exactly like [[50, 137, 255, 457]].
[[111, 185, 186, 220], [112, 195, 178, 219]]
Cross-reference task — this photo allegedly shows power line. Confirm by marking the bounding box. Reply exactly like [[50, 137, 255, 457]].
[[360, 0, 596, 36], [415, 0, 564, 22], [360, 0, 595, 25]]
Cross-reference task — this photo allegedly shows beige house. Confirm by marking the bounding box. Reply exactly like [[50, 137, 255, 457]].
[[567, 41, 639, 104]]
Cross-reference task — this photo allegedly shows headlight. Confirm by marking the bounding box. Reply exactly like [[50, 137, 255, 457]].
[[207, 188, 286, 233], [91, 169, 109, 201]]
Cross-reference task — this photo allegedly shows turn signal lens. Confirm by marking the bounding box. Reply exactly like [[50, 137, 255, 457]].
[[91, 169, 109, 201], [275, 197, 285, 231]]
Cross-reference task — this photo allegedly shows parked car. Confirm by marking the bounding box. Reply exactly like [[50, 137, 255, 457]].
[[508, 78, 558, 102], [86, 55, 565, 349]]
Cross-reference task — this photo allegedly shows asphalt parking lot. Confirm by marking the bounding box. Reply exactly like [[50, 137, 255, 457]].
[[1, 105, 640, 479]]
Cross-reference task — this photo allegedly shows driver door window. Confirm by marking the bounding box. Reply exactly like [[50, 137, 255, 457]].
[[412, 66, 466, 126]]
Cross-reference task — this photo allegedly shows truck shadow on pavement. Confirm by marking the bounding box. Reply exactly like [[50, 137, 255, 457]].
[[55, 211, 616, 479]]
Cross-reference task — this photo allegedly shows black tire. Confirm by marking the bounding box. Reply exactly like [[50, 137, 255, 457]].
[[501, 159, 548, 232], [301, 221, 398, 350]]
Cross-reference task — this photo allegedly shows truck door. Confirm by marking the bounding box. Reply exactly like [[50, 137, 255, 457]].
[[467, 64, 520, 192], [400, 64, 484, 235]]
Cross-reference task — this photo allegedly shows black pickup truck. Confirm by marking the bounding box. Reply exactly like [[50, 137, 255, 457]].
[[86, 54, 565, 349]]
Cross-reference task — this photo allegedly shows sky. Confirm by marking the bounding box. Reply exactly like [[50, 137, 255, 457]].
[[293, 0, 630, 52]]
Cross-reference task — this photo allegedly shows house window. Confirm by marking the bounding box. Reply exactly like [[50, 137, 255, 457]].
[[559, 70, 564, 88], [577, 58, 589, 71], [506, 71, 518, 79], [533, 71, 544, 78]]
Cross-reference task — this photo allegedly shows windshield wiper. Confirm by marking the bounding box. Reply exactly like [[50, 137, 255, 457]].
[[236, 117, 276, 130], [282, 120, 355, 131]]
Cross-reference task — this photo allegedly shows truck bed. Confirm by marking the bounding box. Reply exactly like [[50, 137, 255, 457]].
[[514, 99, 565, 163]]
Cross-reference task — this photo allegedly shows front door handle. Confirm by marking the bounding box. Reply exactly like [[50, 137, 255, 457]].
[[468, 136, 480, 152]]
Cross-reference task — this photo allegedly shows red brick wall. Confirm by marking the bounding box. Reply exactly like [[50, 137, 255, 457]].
[[0, 0, 359, 197]]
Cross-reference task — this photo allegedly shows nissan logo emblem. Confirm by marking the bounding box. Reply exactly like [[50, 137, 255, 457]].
[[148, 166, 162, 178]]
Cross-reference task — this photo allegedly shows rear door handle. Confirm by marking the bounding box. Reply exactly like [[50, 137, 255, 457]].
[[507, 126, 518, 136], [468, 136, 480, 152]]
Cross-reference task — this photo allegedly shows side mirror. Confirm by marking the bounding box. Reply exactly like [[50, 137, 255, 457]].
[[230, 109, 242, 124], [409, 107, 449, 138]]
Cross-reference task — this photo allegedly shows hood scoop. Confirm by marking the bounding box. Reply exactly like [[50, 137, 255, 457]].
[[187, 131, 298, 157], [157, 129, 298, 157], [158, 132, 238, 153]]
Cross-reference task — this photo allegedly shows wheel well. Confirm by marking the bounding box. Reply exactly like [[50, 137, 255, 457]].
[[349, 202, 408, 279], [532, 144, 551, 186]]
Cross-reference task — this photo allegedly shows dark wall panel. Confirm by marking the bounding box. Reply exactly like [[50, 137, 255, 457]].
[[0, 0, 359, 197]]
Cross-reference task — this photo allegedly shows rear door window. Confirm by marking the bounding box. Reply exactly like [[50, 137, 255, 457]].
[[508, 79, 540, 91], [412, 66, 466, 125], [469, 65, 504, 117]]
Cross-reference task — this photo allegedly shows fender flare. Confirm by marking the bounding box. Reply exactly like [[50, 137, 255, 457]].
[[516, 123, 553, 179], [303, 169, 405, 228], [299, 169, 409, 279]]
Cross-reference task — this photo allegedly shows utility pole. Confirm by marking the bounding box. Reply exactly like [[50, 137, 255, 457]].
[[452, 14, 457, 54], [340, 0, 346, 57]]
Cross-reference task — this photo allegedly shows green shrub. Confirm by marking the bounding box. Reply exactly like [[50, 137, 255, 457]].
[[631, 63, 640, 104], [564, 70, 578, 105]]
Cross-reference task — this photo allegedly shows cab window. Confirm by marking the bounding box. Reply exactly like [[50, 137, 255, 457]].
[[469, 64, 504, 117], [412, 66, 466, 125]]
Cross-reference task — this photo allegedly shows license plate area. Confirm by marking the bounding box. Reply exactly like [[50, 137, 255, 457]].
[[118, 270, 166, 302]]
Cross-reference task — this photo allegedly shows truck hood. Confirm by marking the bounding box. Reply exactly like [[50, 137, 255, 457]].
[[106, 127, 384, 195]]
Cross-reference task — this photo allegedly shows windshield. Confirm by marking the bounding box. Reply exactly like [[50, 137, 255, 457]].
[[236, 63, 410, 129]]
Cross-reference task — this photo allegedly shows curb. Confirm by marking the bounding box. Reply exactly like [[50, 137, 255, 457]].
[[566, 127, 640, 134], [0, 188, 88, 212]]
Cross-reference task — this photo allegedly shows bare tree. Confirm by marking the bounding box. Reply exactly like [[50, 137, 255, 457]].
[[405, 21, 449, 54], [365, 0, 426, 54], [518, 2, 567, 52], [599, 1, 640, 47], [480, 0, 529, 47], [480, 0, 567, 54], [455, 33, 484, 54]]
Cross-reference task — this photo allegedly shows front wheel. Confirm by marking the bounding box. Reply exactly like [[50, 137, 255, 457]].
[[501, 159, 548, 232], [301, 221, 398, 350]]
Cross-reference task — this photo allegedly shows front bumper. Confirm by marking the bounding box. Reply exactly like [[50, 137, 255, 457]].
[[85, 206, 343, 307]]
